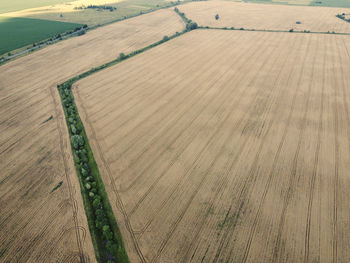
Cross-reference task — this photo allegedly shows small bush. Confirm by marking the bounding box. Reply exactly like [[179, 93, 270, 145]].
[[106, 241, 117, 253], [289, 28, 294, 32], [93, 196, 102, 208], [186, 22, 198, 31], [78, 30, 86, 36], [71, 135, 84, 149], [119, 53, 126, 60], [71, 125, 77, 134], [215, 14, 219, 20]]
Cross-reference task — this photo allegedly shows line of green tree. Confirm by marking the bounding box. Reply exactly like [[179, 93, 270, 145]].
[[56, 11, 193, 261], [336, 13, 350, 23], [174, 7, 198, 31], [58, 82, 129, 263]]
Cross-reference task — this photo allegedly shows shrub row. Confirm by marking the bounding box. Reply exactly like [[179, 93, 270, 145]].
[[56, 19, 191, 262], [174, 7, 198, 31], [58, 82, 129, 263], [336, 13, 350, 23], [74, 5, 117, 12]]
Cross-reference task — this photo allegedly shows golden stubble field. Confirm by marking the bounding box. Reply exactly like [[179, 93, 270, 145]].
[[75, 29, 350, 263], [179, 1, 350, 33], [0, 9, 184, 262]]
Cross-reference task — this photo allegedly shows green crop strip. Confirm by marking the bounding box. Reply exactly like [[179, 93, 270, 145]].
[[57, 10, 195, 262]]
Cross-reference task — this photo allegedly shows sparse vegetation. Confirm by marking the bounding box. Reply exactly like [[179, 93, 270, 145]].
[[215, 14, 219, 20]]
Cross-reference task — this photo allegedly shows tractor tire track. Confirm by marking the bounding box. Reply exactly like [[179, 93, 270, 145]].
[[302, 35, 326, 263], [75, 86, 146, 263], [241, 34, 313, 263], [149, 31, 290, 262], [182, 30, 299, 263]]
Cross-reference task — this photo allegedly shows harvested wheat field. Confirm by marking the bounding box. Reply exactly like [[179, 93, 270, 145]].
[[179, 1, 350, 33], [0, 9, 184, 262], [75, 29, 350, 263]]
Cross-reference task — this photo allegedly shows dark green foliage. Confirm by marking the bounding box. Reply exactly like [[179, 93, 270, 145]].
[[71, 124, 77, 134], [51, 181, 63, 193], [42, 115, 53, 124], [174, 7, 198, 31], [289, 28, 294, 32], [93, 196, 102, 208], [71, 134, 84, 149], [119, 52, 126, 60], [78, 29, 86, 36], [215, 14, 219, 20], [81, 168, 88, 177], [186, 21, 198, 30], [336, 13, 350, 23], [58, 81, 129, 263], [56, 19, 191, 262], [73, 152, 80, 164], [74, 5, 117, 11], [85, 183, 91, 190]]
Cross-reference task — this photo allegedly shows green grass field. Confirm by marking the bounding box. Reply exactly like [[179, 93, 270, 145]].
[[21, 0, 178, 26], [310, 0, 350, 8], [0, 16, 82, 55], [0, 0, 74, 14]]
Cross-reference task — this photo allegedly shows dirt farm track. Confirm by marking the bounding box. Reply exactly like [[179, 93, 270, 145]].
[[76, 29, 350, 263]]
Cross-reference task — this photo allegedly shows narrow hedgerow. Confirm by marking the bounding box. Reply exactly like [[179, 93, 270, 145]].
[[174, 7, 198, 31], [58, 82, 129, 263], [57, 17, 190, 262]]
